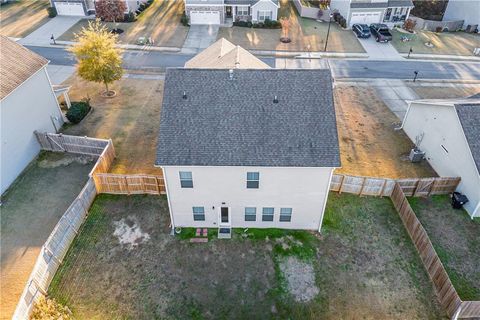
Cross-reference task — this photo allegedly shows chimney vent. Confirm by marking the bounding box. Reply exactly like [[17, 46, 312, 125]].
[[182, 91, 187, 99], [229, 69, 234, 80], [273, 95, 279, 104]]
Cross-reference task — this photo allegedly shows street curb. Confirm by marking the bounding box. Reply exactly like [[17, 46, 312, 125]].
[[334, 78, 480, 84]]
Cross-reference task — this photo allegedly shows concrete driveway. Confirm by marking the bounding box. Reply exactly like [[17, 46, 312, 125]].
[[181, 25, 219, 54], [358, 37, 403, 60], [19, 16, 84, 46]]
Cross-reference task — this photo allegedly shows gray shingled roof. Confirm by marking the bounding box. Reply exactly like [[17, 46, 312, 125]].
[[225, 0, 279, 6], [455, 103, 480, 172], [350, 0, 413, 8], [156, 69, 340, 168], [388, 0, 414, 7]]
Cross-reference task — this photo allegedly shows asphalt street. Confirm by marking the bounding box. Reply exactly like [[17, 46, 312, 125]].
[[27, 45, 480, 81]]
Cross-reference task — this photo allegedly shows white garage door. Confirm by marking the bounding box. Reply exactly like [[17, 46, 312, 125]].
[[190, 11, 220, 25], [350, 12, 382, 27], [55, 2, 85, 16]]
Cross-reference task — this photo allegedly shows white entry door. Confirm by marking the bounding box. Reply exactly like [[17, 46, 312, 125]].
[[190, 11, 221, 25], [350, 12, 382, 27], [55, 2, 85, 16]]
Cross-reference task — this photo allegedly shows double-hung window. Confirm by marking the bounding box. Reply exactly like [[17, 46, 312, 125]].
[[237, 6, 248, 15], [262, 207, 274, 221], [279, 208, 292, 222], [179, 171, 193, 188], [193, 207, 205, 221], [245, 207, 256, 221], [246, 172, 259, 189], [258, 10, 272, 21]]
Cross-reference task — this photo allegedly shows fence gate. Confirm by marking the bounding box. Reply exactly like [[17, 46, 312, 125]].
[[414, 178, 436, 196]]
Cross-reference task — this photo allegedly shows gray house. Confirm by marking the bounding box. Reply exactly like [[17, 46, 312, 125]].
[[50, 0, 145, 16], [330, 0, 414, 28], [443, 0, 480, 30], [184, 0, 279, 25]]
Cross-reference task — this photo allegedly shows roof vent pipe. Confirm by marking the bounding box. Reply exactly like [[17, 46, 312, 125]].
[[273, 95, 279, 104], [229, 69, 234, 80], [182, 91, 187, 99]]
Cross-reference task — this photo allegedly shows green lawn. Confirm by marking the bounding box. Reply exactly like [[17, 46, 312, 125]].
[[47, 192, 444, 319], [409, 196, 480, 300], [391, 29, 480, 56], [58, 0, 188, 47]]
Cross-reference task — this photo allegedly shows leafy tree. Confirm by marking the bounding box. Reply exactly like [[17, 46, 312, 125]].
[[69, 19, 124, 96], [95, 0, 126, 23], [30, 296, 73, 320]]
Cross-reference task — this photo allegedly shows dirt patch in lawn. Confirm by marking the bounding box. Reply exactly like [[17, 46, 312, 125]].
[[409, 85, 480, 100], [217, 0, 364, 53], [334, 86, 436, 178], [280, 256, 319, 302], [0, 152, 93, 319], [0, 0, 50, 38], [409, 196, 480, 300], [113, 216, 151, 250], [61, 75, 163, 175]]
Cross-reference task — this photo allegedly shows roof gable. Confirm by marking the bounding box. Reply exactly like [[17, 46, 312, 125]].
[[156, 69, 340, 168], [0, 36, 48, 100]]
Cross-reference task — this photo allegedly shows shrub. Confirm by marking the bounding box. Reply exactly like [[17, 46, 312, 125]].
[[139, 2, 147, 10], [46, 6, 57, 18], [181, 12, 189, 26], [403, 18, 416, 32], [233, 20, 249, 27], [333, 11, 340, 22], [31, 297, 73, 320], [66, 100, 91, 124], [147, 0, 154, 4], [125, 11, 136, 22], [435, 26, 442, 33], [339, 16, 346, 28]]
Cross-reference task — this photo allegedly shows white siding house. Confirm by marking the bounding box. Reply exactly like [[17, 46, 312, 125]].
[[156, 68, 340, 236], [443, 0, 480, 30], [402, 98, 480, 218], [0, 36, 64, 195]]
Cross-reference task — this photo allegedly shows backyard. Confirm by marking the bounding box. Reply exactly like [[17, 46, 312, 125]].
[[60, 75, 163, 175], [58, 0, 188, 48], [334, 86, 436, 178], [0, 152, 94, 319], [409, 196, 480, 301], [48, 193, 445, 319], [216, 0, 364, 53], [391, 29, 480, 56], [0, 0, 50, 38]]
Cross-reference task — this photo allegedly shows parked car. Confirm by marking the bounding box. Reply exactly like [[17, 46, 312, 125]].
[[369, 23, 393, 42], [352, 24, 371, 38]]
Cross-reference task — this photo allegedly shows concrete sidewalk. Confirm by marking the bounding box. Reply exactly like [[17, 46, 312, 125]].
[[47, 65, 76, 84], [19, 16, 83, 46]]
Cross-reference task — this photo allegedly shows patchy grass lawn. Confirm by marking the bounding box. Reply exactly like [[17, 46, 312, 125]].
[[0, 0, 50, 38], [409, 85, 480, 100], [217, 0, 364, 53], [334, 86, 436, 178], [0, 152, 94, 319], [58, 0, 187, 47], [48, 193, 444, 319], [60, 75, 163, 175], [391, 29, 480, 56], [409, 196, 480, 301]]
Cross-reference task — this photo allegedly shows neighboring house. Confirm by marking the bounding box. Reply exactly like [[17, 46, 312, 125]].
[[330, 0, 414, 28], [0, 36, 64, 195], [185, 38, 270, 69], [184, 0, 279, 25], [50, 0, 145, 16], [443, 0, 480, 30], [156, 68, 340, 237], [402, 97, 480, 218]]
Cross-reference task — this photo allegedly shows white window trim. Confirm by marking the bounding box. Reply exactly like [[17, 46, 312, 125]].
[[258, 10, 272, 21], [237, 5, 248, 16]]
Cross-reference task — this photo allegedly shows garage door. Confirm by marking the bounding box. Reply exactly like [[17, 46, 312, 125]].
[[350, 12, 382, 27], [55, 2, 85, 16], [190, 11, 220, 25]]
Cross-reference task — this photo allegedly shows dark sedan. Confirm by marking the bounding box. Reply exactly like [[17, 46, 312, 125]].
[[352, 24, 371, 38]]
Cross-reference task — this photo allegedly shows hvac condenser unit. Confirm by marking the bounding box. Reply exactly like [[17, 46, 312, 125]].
[[409, 148, 425, 163]]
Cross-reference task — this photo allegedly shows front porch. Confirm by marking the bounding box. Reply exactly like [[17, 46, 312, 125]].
[[383, 6, 412, 26]]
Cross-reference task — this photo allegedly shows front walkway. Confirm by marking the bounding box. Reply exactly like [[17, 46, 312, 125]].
[[0, 153, 93, 319], [358, 37, 403, 60], [19, 16, 85, 46], [181, 25, 219, 54]]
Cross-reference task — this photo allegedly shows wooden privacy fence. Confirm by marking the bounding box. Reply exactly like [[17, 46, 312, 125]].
[[13, 178, 97, 320], [390, 183, 480, 319], [93, 173, 165, 195], [330, 174, 460, 197]]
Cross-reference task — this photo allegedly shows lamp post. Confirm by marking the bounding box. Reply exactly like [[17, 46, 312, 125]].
[[324, 13, 334, 52]]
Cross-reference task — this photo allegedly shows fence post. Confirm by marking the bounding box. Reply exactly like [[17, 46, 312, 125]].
[[379, 179, 387, 197], [358, 177, 367, 196], [338, 175, 345, 194]]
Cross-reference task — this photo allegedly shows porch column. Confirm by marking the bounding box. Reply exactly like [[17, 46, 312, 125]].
[[232, 6, 235, 21], [405, 7, 411, 20], [63, 92, 71, 109]]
